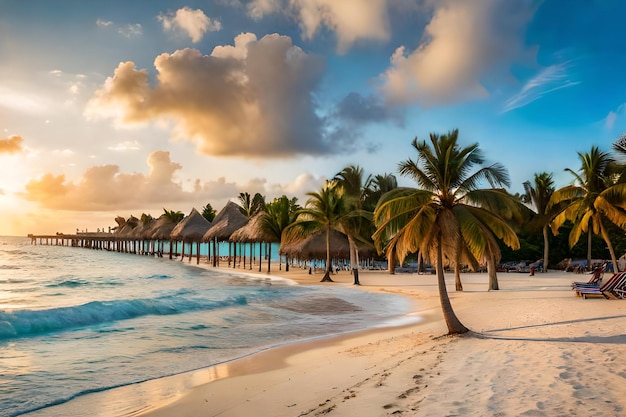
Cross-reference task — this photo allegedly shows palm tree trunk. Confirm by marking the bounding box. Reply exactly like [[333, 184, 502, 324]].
[[321, 226, 333, 282], [542, 225, 549, 273], [436, 234, 469, 334], [454, 236, 463, 291], [587, 230, 592, 272], [347, 235, 360, 285], [600, 224, 619, 273], [487, 253, 499, 291], [387, 247, 396, 274]]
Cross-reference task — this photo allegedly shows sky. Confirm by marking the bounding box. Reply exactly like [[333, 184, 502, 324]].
[[1, 0, 626, 236]]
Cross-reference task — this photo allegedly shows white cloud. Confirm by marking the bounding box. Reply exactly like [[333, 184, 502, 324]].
[[118, 23, 143, 38], [246, 0, 390, 53], [96, 19, 113, 27], [503, 61, 580, 113], [380, 0, 537, 106], [107, 140, 141, 151], [605, 104, 625, 129], [158, 7, 221, 43], [247, 0, 282, 19], [0, 86, 50, 114]]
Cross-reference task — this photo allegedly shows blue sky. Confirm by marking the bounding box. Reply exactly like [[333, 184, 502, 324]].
[[0, 0, 625, 235]]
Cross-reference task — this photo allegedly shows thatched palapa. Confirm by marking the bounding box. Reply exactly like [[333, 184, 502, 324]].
[[171, 208, 212, 264], [171, 208, 212, 242], [202, 201, 248, 242], [229, 211, 276, 243], [280, 229, 375, 260], [202, 201, 248, 267]]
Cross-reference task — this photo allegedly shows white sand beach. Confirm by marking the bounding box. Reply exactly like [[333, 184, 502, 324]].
[[132, 267, 626, 417]]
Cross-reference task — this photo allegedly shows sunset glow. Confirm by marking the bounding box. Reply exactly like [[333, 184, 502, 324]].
[[1, 0, 625, 236]]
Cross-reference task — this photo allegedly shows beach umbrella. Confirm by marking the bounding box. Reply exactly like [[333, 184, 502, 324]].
[[170, 208, 212, 264], [202, 201, 248, 267]]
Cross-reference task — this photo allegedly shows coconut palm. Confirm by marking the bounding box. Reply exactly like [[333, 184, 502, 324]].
[[238, 192, 265, 218], [522, 172, 555, 272], [334, 165, 374, 285], [162, 208, 184, 223], [284, 181, 349, 282], [365, 173, 398, 211], [259, 195, 300, 271], [373, 130, 520, 334], [548, 146, 626, 272]]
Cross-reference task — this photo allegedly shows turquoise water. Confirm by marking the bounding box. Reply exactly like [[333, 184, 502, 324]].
[[0, 236, 412, 417]]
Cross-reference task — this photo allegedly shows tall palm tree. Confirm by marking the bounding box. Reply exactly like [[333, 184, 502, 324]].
[[522, 172, 555, 272], [285, 181, 348, 282], [548, 146, 626, 272], [334, 165, 373, 285], [259, 195, 300, 271], [373, 130, 520, 334]]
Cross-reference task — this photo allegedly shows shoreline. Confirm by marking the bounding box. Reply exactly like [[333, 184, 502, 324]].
[[25, 262, 626, 417]]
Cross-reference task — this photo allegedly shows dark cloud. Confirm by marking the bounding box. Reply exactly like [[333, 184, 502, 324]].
[[86, 33, 366, 158]]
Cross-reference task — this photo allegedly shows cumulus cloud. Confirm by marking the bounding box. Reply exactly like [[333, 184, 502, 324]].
[[0, 135, 24, 154], [380, 0, 537, 106], [159, 7, 221, 43], [21, 150, 324, 212], [85, 33, 343, 158], [23, 151, 194, 211], [246, 0, 390, 52]]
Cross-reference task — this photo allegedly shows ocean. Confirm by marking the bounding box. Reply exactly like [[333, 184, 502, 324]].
[[0, 236, 413, 417]]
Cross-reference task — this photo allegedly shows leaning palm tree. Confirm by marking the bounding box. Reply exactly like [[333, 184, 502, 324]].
[[373, 130, 520, 334], [522, 172, 555, 272], [548, 146, 626, 272], [284, 181, 348, 282]]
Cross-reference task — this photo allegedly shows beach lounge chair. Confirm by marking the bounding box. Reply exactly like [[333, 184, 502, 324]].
[[577, 272, 626, 299], [571, 264, 606, 288]]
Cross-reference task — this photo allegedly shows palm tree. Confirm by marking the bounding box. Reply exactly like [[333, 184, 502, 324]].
[[548, 146, 626, 272], [373, 130, 520, 334], [202, 203, 216, 222], [334, 165, 373, 285], [522, 172, 555, 272], [238, 192, 265, 218], [162, 208, 184, 223], [259, 196, 300, 271], [285, 181, 348, 282], [365, 173, 398, 211]]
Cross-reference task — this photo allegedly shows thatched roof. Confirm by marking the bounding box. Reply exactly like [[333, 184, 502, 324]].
[[279, 229, 353, 260], [170, 208, 212, 242], [114, 215, 138, 237], [147, 215, 179, 240], [202, 201, 248, 242], [229, 211, 277, 243], [280, 229, 376, 260]]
